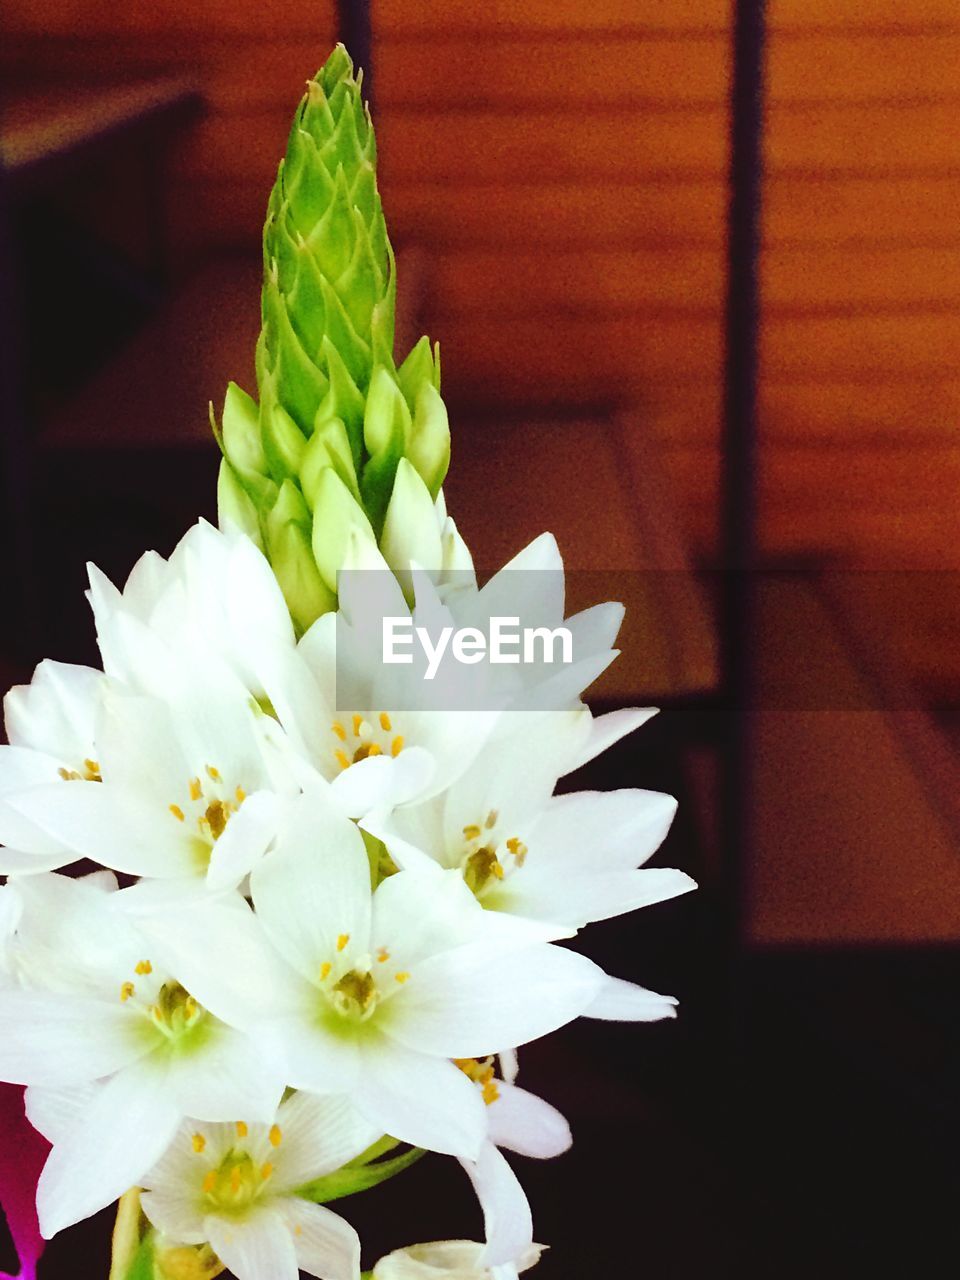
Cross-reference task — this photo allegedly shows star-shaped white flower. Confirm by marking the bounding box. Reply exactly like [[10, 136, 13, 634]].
[[138, 1092, 378, 1280]]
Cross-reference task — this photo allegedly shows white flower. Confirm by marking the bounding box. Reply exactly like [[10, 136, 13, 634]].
[[0, 660, 107, 874], [87, 519, 296, 702], [364, 708, 694, 929], [139, 789, 607, 1161], [373, 1241, 543, 1280], [139, 1092, 377, 1280], [5, 665, 293, 890], [0, 874, 282, 1236]]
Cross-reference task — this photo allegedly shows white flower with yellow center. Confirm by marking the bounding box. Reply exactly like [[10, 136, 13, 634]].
[[140, 789, 607, 1162], [137, 1093, 378, 1280], [4, 662, 293, 890], [364, 707, 695, 931], [0, 874, 282, 1237], [0, 660, 107, 874]]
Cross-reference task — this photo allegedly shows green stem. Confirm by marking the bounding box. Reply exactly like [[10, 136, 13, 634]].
[[108, 1189, 143, 1280], [297, 1145, 427, 1203]]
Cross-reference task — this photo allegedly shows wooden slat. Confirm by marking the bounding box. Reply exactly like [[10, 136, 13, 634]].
[[374, 0, 731, 35], [769, 0, 960, 30], [4, 0, 337, 36], [763, 312, 960, 377], [767, 102, 960, 171], [768, 33, 960, 102]]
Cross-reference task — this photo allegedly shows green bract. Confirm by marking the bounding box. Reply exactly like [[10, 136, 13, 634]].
[[215, 44, 451, 630]]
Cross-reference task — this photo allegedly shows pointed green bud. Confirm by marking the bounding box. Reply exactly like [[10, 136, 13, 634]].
[[311, 468, 379, 594], [361, 365, 412, 535], [217, 459, 264, 550], [260, 397, 307, 483], [300, 415, 361, 508], [265, 479, 337, 631], [380, 458, 443, 584], [407, 382, 450, 499]]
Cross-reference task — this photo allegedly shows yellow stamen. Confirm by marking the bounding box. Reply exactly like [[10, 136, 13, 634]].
[[58, 767, 75, 781], [336, 934, 350, 952], [235, 785, 246, 804], [492, 861, 505, 879], [202, 1171, 217, 1195], [391, 735, 405, 757], [320, 961, 332, 980], [120, 981, 135, 1003], [366, 742, 383, 757], [395, 971, 410, 984], [332, 721, 347, 741], [206, 764, 221, 782], [169, 804, 185, 822], [185, 996, 198, 1019], [189, 777, 203, 802], [485, 809, 499, 829], [84, 758, 101, 779], [192, 1133, 206, 1153], [352, 714, 364, 737], [482, 1078, 501, 1106], [135, 960, 153, 975], [376, 947, 390, 963], [269, 1125, 282, 1148], [379, 711, 392, 732], [260, 1161, 274, 1181], [463, 824, 482, 840], [335, 748, 351, 770], [236, 1121, 248, 1138], [506, 836, 521, 853]]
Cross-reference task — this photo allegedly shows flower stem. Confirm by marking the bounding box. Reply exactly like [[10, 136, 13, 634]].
[[108, 1189, 143, 1280]]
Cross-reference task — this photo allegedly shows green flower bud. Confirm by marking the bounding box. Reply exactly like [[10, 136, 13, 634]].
[[265, 479, 337, 631], [214, 44, 454, 629]]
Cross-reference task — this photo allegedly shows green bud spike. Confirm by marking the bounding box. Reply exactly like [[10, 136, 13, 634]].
[[216, 44, 454, 630]]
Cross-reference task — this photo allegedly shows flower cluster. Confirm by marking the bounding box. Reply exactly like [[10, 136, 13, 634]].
[[0, 516, 694, 1280]]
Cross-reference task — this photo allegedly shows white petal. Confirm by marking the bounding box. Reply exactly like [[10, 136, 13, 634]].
[[36, 1065, 180, 1237], [584, 975, 679, 1022], [391, 943, 604, 1059], [206, 790, 280, 892], [140, 1184, 206, 1245], [161, 1023, 283, 1124], [526, 788, 678, 872], [206, 1206, 300, 1280], [460, 1143, 533, 1268], [3, 660, 102, 758], [485, 1083, 570, 1160], [0, 991, 146, 1085], [565, 707, 658, 773], [273, 1092, 381, 1189], [329, 749, 436, 819], [264, 1015, 361, 1096], [355, 1038, 486, 1159], [496, 867, 696, 929], [280, 1198, 362, 1280], [24, 1082, 96, 1145], [252, 789, 371, 981]]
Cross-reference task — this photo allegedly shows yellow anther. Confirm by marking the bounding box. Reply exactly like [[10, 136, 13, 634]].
[[269, 1125, 282, 1148], [391, 736, 405, 757], [206, 764, 221, 782], [352, 714, 364, 737], [506, 836, 521, 853], [169, 804, 185, 822], [185, 997, 198, 1020], [260, 1161, 274, 1181], [189, 777, 203, 802], [335, 748, 351, 770], [482, 1078, 501, 1106], [395, 971, 410, 984], [336, 934, 350, 952], [135, 960, 153, 976], [58, 766, 82, 781], [485, 810, 499, 829], [366, 743, 382, 757], [204, 799, 230, 841], [492, 862, 505, 879], [376, 947, 390, 963], [463, 824, 482, 840], [235, 785, 246, 805], [332, 720, 347, 741], [120, 981, 135, 1003], [294, 1225, 303, 1237], [320, 961, 332, 980], [379, 711, 392, 732], [191, 1133, 206, 1153], [84, 758, 101, 780], [202, 1170, 217, 1195], [236, 1121, 248, 1138]]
